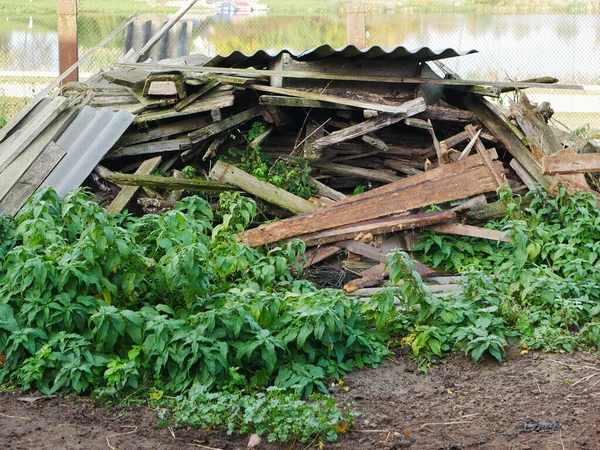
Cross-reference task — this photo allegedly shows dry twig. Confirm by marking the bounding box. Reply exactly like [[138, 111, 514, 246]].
[[105, 425, 138, 450], [0, 412, 32, 421]]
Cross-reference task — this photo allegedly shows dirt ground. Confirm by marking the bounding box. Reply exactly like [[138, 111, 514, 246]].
[[1, 348, 599, 450]]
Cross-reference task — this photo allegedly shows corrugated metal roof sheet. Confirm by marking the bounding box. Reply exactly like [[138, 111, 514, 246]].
[[41, 106, 134, 196], [203, 44, 477, 68]]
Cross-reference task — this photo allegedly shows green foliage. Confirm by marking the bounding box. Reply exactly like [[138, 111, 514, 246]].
[[0, 188, 390, 435], [168, 386, 356, 444], [404, 185, 600, 367], [222, 121, 317, 199], [0, 116, 7, 129]]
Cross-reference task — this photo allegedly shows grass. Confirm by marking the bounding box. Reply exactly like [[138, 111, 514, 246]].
[[0, 0, 179, 14]]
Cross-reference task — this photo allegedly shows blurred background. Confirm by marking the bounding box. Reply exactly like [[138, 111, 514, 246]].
[[1, 0, 598, 131]]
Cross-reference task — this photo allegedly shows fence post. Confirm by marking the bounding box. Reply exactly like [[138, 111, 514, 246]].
[[57, 0, 79, 84], [346, 2, 366, 48]]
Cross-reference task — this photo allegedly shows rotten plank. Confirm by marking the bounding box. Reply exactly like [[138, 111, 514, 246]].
[[311, 161, 401, 184], [302, 245, 343, 269], [132, 94, 234, 125], [106, 156, 162, 214], [465, 124, 504, 187], [106, 173, 232, 192], [542, 152, 600, 175], [188, 106, 263, 144], [309, 177, 347, 202], [294, 211, 456, 247], [107, 137, 192, 158], [116, 115, 212, 147], [238, 153, 503, 247], [209, 161, 318, 214], [174, 78, 220, 111]]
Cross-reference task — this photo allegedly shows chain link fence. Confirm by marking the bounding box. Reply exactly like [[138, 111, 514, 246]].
[[1, 0, 599, 131]]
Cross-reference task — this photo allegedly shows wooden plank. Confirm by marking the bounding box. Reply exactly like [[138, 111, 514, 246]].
[[311, 161, 401, 184], [362, 133, 388, 151], [249, 84, 426, 115], [238, 154, 502, 247], [106, 173, 232, 192], [542, 152, 600, 175], [511, 93, 563, 158], [132, 94, 234, 124], [116, 115, 211, 147], [311, 103, 426, 150], [259, 95, 354, 110], [188, 106, 263, 144], [106, 156, 162, 214], [465, 124, 504, 187], [0, 142, 66, 216], [463, 95, 553, 192], [209, 161, 319, 214], [294, 210, 455, 246], [57, 0, 78, 85], [418, 106, 473, 123], [0, 97, 67, 173], [202, 134, 227, 161], [174, 79, 220, 111], [343, 259, 435, 293], [0, 13, 140, 144], [457, 128, 481, 160], [0, 107, 78, 202], [309, 177, 347, 202], [107, 137, 192, 158], [432, 223, 510, 242], [130, 0, 199, 63], [510, 159, 536, 188], [302, 245, 343, 269], [118, 62, 576, 91], [249, 125, 275, 149]]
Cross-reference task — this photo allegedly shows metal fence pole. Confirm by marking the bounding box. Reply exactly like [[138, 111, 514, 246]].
[[57, 0, 79, 85]]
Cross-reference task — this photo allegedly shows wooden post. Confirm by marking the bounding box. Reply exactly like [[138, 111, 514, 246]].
[[57, 0, 78, 85], [346, 2, 366, 48]]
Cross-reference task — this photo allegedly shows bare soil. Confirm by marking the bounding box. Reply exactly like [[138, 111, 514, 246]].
[[1, 349, 599, 450]]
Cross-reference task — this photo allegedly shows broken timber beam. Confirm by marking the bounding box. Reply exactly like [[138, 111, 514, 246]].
[[107, 137, 192, 158], [294, 210, 456, 246], [465, 124, 504, 187], [463, 95, 553, 192], [132, 94, 234, 124], [209, 161, 318, 214], [106, 156, 162, 214], [106, 173, 232, 192], [238, 153, 503, 247], [310, 161, 401, 184]]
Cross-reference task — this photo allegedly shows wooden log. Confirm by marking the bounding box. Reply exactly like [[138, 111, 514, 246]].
[[106, 173, 232, 192], [294, 210, 456, 246], [463, 95, 553, 192], [542, 152, 600, 175], [106, 156, 162, 214], [188, 106, 263, 144], [249, 84, 426, 115], [0, 142, 66, 216], [0, 96, 68, 173], [132, 94, 234, 125], [311, 103, 426, 151], [137, 197, 178, 210], [432, 223, 510, 242], [311, 161, 401, 184], [0, 13, 140, 144], [107, 137, 192, 158], [510, 93, 563, 158], [209, 161, 318, 214], [238, 154, 503, 247]]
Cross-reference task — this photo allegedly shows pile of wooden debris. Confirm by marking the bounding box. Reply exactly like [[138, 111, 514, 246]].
[[1, 13, 598, 295]]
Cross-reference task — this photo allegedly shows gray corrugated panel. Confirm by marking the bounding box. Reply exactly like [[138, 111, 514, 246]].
[[41, 106, 134, 197], [203, 44, 477, 68]]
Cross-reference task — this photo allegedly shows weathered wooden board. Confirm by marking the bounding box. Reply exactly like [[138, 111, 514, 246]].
[[107, 137, 192, 158], [239, 154, 503, 247], [432, 223, 510, 242], [0, 142, 66, 216], [116, 115, 212, 147], [132, 94, 234, 124], [311, 161, 401, 184], [106, 156, 162, 214], [0, 96, 68, 173], [294, 210, 455, 246], [209, 161, 318, 214], [188, 106, 263, 144], [542, 152, 600, 175], [106, 173, 232, 192]]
